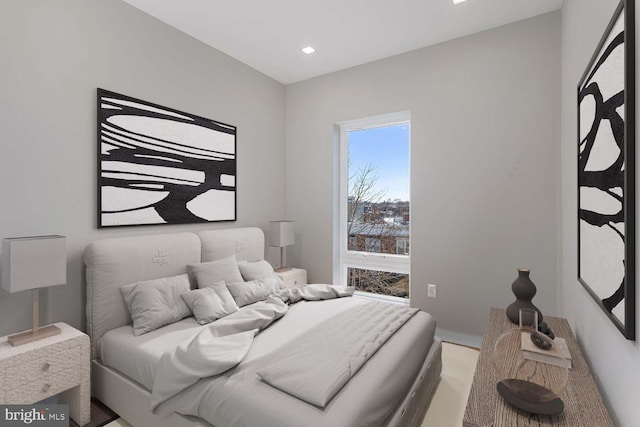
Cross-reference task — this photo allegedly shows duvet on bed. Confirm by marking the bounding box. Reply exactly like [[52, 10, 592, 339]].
[[99, 296, 437, 427]]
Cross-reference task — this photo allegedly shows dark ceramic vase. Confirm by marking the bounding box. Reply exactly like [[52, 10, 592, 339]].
[[505, 268, 543, 324]]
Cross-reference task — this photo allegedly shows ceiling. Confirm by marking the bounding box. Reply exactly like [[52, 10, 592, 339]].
[[120, 0, 564, 85]]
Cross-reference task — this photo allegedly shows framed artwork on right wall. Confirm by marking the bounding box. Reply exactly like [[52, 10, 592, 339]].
[[577, 0, 636, 340]]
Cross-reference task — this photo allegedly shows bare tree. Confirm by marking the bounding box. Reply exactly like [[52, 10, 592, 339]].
[[347, 163, 386, 234], [348, 268, 409, 298]]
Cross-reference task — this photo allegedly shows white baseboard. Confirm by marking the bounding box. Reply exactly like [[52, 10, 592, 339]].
[[436, 328, 482, 349]]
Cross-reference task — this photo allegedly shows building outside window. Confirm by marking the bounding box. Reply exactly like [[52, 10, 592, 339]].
[[396, 238, 409, 255]]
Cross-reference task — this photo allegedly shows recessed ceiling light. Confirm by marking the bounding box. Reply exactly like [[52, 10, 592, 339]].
[[453, 0, 468, 4], [302, 46, 316, 55]]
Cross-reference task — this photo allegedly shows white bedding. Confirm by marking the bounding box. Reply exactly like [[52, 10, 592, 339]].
[[256, 301, 418, 407], [99, 297, 437, 427], [99, 316, 204, 390]]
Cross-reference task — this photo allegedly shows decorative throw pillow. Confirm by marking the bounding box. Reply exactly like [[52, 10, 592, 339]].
[[226, 276, 281, 307], [120, 274, 192, 336], [181, 284, 239, 324], [189, 255, 244, 288], [238, 260, 285, 290], [238, 260, 276, 281], [208, 281, 240, 314]]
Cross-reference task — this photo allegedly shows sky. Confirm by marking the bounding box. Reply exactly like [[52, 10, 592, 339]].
[[348, 123, 410, 201]]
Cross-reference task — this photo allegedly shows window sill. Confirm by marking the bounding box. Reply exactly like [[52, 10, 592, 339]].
[[354, 291, 409, 306]]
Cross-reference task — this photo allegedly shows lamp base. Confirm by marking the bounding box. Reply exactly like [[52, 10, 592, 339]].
[[8, 325, 61, 347], [274, 266, 292, 273]]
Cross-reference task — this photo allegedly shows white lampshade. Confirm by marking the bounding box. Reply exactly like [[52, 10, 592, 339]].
[[268, 221, 295, 247], [2, 235, 67, 293]]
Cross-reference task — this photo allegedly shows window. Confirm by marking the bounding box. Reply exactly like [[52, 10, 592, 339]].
[[335, 112, 410, 300], [347, 267, 409, 298]]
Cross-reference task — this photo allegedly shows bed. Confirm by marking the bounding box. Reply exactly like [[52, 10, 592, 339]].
[[84, 227, 442, 427]]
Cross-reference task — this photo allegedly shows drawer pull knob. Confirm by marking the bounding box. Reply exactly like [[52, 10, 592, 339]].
[[42, 384, 51, 393], [41, 363, 50, 371]]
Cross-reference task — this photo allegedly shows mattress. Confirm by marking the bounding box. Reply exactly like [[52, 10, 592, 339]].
[[99, 297, 437, 427]]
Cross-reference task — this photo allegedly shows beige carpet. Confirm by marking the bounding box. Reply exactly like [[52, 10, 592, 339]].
[[105, 342, 479, 427], [421, 342, 479, 426]]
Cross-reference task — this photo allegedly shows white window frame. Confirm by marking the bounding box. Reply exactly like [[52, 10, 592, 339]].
[[334, 111, 411, 302]]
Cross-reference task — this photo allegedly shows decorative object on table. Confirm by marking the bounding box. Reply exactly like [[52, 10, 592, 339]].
[[505, 268, 543, 325], [268, 220, 295, 272], [1, 235, 67, 346], [518, 307, 539, 330], [518, 308, 551, 349], [530, 331, 552, 350], [97, 88, 237, 228], [538, 321, 555, 339], [521, 333, 572, 369], [493, 327, 568, 415], [577, 0, 636, 340]]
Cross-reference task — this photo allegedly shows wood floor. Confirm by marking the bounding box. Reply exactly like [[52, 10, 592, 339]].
[[70, 399, 118, 427]]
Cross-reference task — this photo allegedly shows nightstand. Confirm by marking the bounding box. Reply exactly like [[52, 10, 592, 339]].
[[0, 322, 90, 426], [276, 268, 307, 289]]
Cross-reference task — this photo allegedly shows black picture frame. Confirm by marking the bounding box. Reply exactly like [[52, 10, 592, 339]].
[[577, 0, 635, 340], [97, 89, 237, 228]]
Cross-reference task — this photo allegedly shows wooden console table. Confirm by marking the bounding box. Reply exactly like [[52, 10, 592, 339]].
[[463, 308, 612, 426]]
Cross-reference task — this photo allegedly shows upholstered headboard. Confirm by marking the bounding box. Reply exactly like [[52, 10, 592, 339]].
[[84, 227, 265, 358], [197, 227, 264, 262]]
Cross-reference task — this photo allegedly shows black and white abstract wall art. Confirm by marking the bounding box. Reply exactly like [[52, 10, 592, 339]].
[[97, 89, 237, 227], [578, 0, 635, 340]]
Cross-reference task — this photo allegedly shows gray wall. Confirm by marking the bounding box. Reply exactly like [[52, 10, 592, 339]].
[[285, 12, 561, 337], [3, 1, 635, 422], [0, 0, 286, 336], [561, 1, 640, 425]]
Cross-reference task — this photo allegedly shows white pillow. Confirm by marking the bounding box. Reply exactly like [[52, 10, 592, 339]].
[[226, 276, 281, 307], [209, 281, 240, 313], [238, 260, 275, 281], [238, 260, 285, 289], [189, 255, 244, 288], [181, 283, 239, 324], [120, 274, 191, 336]]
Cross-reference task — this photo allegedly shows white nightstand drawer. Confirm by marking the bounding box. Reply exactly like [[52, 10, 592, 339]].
[[5, 368, 81, 404], [5, 343, 81, 388], [4, 351, 40, 388]]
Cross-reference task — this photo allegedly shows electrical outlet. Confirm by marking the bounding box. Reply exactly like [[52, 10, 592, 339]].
[[427, 284, 437, 298]]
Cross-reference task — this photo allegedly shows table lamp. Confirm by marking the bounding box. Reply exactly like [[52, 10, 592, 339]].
[[1, 235, 67, 346], [268, 221, 294, 272]]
